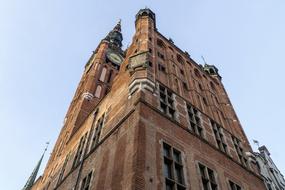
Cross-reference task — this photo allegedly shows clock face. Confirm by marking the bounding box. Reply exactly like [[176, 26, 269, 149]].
[[106, 51, 123, 65]]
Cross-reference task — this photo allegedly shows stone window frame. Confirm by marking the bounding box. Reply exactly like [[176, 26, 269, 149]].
[[158, 84, 176, 119], [186, 104, 204, 137], [210, 120, 228, 154], [228, 180, 242, 190], [89, 114, 105, 151], [72, 132, 88, 168], [57, 153, 70, 185], [232, 136, 248, 168], [162, 142, 186, 190], [197, 162, 219, 190], [79, 170, 93, 190]]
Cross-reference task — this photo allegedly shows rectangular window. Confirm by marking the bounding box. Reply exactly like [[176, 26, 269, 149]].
[[80, 171, 93, 190], [187, 104, 203, 137], [232, 136, 248, 167], [198, 163, 218, 190], [73, 133, 88, 168], [229, 180, 242, 190], [159, 85, 175, 119], [211, 120, 227, 153], [182, 82, 187, 90], [90, 114, 105, 150], [158, 52, 165, 60], [163, 143, 186, 190], [158, 64, 166, 73]]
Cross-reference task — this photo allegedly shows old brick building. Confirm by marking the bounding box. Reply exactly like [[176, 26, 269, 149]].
[[29, 8, 267, 190]]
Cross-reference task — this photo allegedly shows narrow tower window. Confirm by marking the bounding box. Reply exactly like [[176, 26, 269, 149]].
[[95, 85, 102, 98], [107, 70, 113, 83], [99, 67, 107, 82]]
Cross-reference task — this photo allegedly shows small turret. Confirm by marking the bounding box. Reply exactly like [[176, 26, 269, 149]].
[[203, 64, 222, 80], [135, 8, 156, 28]]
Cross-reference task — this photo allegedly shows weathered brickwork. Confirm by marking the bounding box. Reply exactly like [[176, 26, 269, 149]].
[[31, 8, 266, 190]]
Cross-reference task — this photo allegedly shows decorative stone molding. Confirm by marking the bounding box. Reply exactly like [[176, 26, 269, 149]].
[[126, 51, 149, 75], [128, 78, 155, 98], [82, 92, 94, 100], [246, 151, 256, 163]]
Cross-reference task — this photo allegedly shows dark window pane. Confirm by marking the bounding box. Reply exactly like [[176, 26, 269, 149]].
[[81, 178, 86, 190], [163, 144, 171, 157], [173, 150, 181, 163], [175, 165, 184, 184], [165, 179, 174, 190], [199, 165, 206, 178], [177, 184, 186, 190], [202, 181, 209, 190], [211, 183, 217, 190], [163, 160, 172, 179], [208, 169, 215, 183]]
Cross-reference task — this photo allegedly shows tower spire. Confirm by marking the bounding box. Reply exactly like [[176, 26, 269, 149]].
[[22, 142, 49, 190], [104, 20, 123, 48]]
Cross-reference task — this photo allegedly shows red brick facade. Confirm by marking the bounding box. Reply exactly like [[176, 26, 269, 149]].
[[32, 8, 266, 190]]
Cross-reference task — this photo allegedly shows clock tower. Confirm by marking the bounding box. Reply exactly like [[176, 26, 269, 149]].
[[44, 21, 125, 175], [66, 20, 124, 138]]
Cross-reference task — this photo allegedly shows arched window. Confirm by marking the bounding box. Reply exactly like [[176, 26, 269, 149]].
[[176, 54, 184, 64], [95, 85, 102, 98], [107, 70, 113, 83], [99, 67, 107, 82], [194, 68, 201, 78], [157, 39, 166, 49], [210, 81, 216, 91]]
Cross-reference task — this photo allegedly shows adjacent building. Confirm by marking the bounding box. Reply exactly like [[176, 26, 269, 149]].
[[255, 145, 285, 190], [28, 8, 268, 190]]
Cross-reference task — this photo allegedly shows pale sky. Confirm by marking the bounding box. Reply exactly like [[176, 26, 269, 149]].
[[0, 0, 284, 189]]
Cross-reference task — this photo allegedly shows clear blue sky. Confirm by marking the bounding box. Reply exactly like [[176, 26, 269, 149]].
[[0, 0, 284, 189]]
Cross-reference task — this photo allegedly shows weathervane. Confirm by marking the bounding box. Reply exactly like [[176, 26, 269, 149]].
[[253, 139, 260, 149]]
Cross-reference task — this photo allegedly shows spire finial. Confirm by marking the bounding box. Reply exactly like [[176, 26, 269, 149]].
[[113, 19, 121, 32], [44, 142, 49, 153]]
